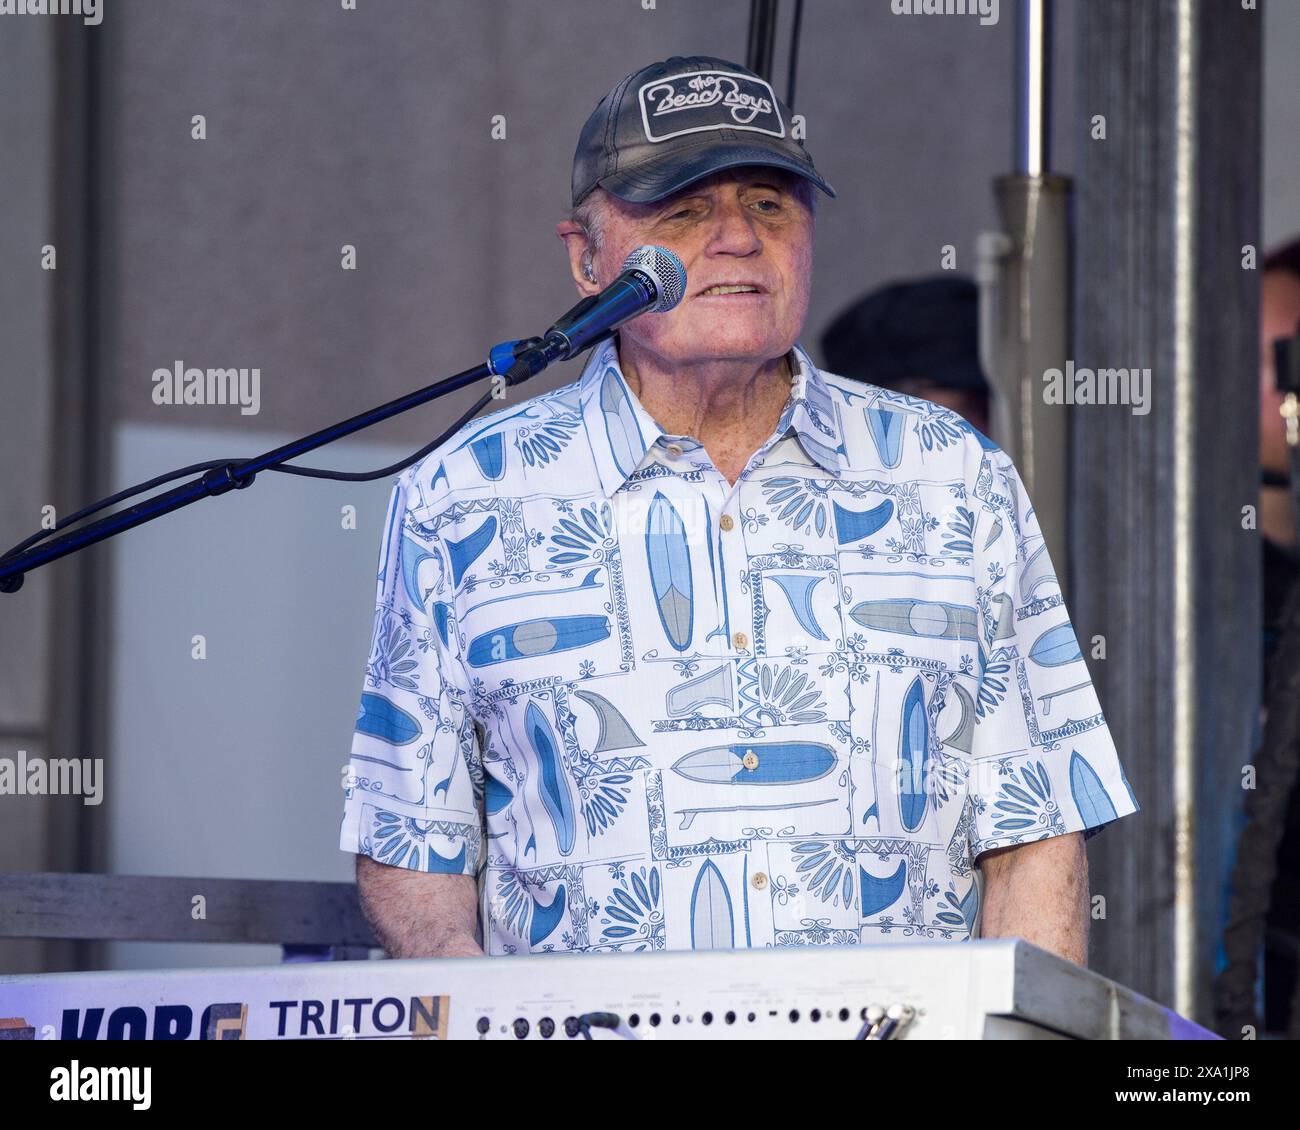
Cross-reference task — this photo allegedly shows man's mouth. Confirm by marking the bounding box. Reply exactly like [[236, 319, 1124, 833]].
[[697, 284, 765, 296]]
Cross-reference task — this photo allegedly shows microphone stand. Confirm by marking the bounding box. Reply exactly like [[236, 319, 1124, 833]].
[[0, 337, 545, 595]]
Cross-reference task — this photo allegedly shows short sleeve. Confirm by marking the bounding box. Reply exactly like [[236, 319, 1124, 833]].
[[963, 443, 1140, 862], [339, 472, 485, 876]]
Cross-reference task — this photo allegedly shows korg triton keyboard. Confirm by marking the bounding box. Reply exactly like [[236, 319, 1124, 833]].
[[0, 938, 1218, 1040]]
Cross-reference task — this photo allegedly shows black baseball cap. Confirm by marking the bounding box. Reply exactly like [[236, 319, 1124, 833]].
[[571, 55, 837, 208], [821, 277, 990, 394]]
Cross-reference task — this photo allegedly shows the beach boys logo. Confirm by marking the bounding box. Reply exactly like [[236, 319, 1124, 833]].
[[638, 70, 784, 143]]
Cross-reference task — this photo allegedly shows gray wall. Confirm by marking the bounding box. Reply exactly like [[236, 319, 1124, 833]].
[[102, 0, 1080, 442], [0, 15, 58, 976], [1264, 0, 1300, 249], [105, 423, 404, 970]]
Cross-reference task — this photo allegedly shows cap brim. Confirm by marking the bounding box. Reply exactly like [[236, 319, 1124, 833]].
[[598, 139, 837, 204]]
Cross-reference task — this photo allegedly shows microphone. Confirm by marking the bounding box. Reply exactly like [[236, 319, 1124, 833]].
[[503, 245, 686, 383], [550, 244, 687, 357]]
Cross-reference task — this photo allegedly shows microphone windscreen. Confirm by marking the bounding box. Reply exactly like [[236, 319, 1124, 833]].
[[623, 245, 686, 312]]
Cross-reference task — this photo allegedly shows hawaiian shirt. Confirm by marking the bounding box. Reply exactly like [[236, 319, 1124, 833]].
[[340, 336, 1140, 954]]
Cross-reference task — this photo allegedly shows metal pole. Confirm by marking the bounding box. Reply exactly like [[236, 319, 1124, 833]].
[[1015, 0, 1051, 176], [984, 0, 1072, 594], [1170, 0, 1198, 1025]]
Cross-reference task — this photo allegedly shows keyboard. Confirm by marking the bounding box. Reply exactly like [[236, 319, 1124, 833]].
[[0, 938, 1219, 1040]]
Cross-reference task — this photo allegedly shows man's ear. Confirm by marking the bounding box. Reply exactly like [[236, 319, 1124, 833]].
[[556, 221, 600, 296]]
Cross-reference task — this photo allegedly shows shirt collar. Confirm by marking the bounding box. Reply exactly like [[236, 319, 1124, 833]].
[[577, 338, 848, 498]]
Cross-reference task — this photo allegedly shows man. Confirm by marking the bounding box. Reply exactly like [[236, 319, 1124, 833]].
[[1258, 239, 1300, 693], [820, 275, 991, 436], [341, 55, 1139, 964], [1254, 236, 1300, 1031]]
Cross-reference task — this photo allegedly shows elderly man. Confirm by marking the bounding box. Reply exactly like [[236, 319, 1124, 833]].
[[341, 55, 1138, 964]]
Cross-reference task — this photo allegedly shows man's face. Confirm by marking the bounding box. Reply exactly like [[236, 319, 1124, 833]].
[[1260, 269, 1300, 474], [582, 168, 815, 371]]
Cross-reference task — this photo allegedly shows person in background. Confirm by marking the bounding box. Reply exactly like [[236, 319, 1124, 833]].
[[1258, 235, 1300, 1033], [819, 275, 991, 435]]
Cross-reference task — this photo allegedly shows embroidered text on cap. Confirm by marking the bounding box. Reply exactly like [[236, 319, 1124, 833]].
[[637, 70, 786, 144]]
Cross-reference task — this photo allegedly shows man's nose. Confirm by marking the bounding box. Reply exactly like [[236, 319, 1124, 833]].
[[703, 199, 763, 254]]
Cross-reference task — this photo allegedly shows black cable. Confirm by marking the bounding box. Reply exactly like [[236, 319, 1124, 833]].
[[270, 389, 494, 481], [786, 0, 804, 109], [746, 0, 779, 80], [575, 1011, 621, 1040], [1, 457, 233, 563], [0, 388, 495, 566]]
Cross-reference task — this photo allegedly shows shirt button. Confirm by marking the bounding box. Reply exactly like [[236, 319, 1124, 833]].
[[719, 514, 735, 532], [751, 871, 769, 891], [732, 631, 749, 650], [665, 443, 684, 457], [741, 750, 759, 771]]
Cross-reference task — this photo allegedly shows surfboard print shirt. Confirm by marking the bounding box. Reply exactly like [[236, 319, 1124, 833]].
[[340, 337, 1139, 954]]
